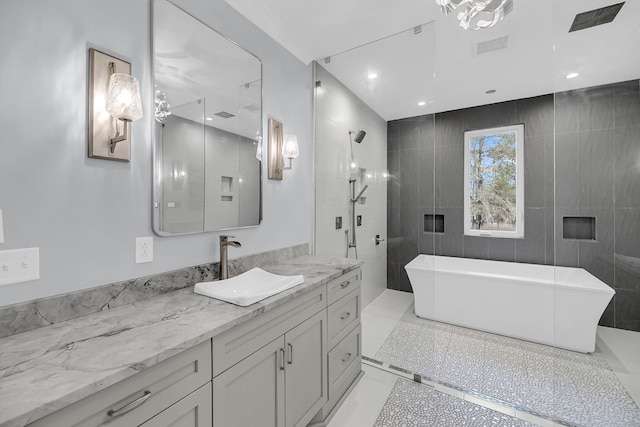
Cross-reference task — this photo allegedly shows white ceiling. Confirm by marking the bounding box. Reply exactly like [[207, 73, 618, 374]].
[[155, 0, 261, 138], [224, 0, 640, 120]]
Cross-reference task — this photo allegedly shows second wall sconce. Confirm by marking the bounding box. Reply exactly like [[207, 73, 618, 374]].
[[88, 48, 143, 162], [268, 118, 299, 180]]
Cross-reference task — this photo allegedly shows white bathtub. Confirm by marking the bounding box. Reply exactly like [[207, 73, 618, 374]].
[[405, 255, 615, 353]]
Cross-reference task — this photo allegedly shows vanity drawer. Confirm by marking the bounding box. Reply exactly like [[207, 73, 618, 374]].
[[326, 268, 361, 305], [327, 324, 361, 398], [327, 288, 360, 348], [30, 340, 211, 427]]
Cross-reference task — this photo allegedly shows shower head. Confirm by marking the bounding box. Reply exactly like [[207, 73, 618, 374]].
[[349, 130, 366, 143]]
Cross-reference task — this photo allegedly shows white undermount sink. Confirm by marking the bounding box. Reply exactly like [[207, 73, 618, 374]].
[[194, 267, 305, 306]]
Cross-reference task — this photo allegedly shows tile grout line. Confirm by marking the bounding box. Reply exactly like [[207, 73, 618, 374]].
[[362, 357, 583, 427]]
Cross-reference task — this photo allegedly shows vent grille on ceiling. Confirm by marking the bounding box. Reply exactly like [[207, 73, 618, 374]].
[[214, 111, 235, 119], [569, 2, 624, 32], [242, 103, 261, 112], [474, 35, 509, 55]]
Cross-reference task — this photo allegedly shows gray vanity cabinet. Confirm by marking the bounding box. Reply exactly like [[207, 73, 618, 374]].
[[140, 383, 212, 427], [310, 269, 363, 427], [29, 340, 212, 427], [212, 337, 284, 427], [212, 308, 327, 427]]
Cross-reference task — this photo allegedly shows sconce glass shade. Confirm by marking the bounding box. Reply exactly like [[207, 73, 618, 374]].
[[106, 73, 143, 121], [283, 134, 299, 159]]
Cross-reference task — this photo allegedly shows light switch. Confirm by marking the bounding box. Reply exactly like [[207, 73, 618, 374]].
[[0, 248, 40, 286]]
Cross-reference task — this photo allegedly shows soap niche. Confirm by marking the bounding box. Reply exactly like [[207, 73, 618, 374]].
[[562, 216, 596, 241], [221, 176, 233, 202], [424, 214, 445, 233]]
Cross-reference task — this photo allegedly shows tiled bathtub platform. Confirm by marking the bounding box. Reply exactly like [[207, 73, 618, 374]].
[[373, 306, 640, 427]]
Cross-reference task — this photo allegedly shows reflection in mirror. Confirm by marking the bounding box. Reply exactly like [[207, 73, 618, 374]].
[[153, 0, 262, 235]]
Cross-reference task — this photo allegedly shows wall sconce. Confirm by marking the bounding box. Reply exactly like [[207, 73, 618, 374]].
[[282, 134, 299, 170], [267, 119, 299, 180], [88, 48, 143, 162]]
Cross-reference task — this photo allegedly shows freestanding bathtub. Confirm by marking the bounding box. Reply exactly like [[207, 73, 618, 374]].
[[405, 255, 615, 353]]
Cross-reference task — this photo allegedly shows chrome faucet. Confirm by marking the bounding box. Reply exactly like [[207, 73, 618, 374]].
[[219, 235, 241, 280]]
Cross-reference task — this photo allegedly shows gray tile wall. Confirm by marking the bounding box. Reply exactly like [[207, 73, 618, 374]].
[[387, 80, 640, 332], [556, 80, 640, 331]]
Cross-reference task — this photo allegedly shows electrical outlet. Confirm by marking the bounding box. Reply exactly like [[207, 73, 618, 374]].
[[0, 248, 39, 286], [135, 237, 153, 264]]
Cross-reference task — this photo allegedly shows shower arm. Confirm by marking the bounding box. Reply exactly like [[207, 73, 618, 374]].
[[352, 184, 368, 203]]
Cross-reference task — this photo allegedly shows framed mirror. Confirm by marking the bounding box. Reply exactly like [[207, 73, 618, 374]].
[[152, 0, 262, 235]]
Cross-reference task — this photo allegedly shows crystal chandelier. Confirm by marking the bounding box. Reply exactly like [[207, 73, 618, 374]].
[[435, 0, 514, 30], [154, 90, 172, 123]]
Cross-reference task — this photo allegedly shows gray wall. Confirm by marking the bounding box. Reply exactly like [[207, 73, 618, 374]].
[[387, 80, 640, 332], [0, 0, 313, 306]]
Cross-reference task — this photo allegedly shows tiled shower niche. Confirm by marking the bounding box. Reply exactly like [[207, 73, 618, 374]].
[[387, 80, 640, 332]]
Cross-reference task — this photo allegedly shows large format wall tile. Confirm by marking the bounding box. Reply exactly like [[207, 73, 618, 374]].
[[515, 208, 547, 264], [614, 125, 640, 208], [615, 289, 640, 331], [615, 80, 640, 128], [576, 84, 617, 132], [578, 129, 615, 208], [554, 133, 579, 209], [614, 208, 640, 292], [435, 142, 464, 208], [516, 94, 554, 137]]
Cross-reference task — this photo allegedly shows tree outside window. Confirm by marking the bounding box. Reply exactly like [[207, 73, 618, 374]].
[[463, 124, 524, 238]]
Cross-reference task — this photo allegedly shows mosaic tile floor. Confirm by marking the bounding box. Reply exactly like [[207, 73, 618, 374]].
[[374, 378, 536, 427], [374, 306, 640, 427]]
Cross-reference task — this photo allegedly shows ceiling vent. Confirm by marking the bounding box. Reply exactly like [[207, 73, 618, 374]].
[[242, 103, 261, 112], [214, 111, 235, 119], [474, 35, 509, 55], [569, 2, 624, 32]]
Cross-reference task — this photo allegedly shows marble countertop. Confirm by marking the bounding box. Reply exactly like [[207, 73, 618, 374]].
[[0, 255, 362, 427]]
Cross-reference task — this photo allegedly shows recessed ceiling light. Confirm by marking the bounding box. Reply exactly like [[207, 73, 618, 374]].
[[368, 73, 378, 80], [206, 117, 213, 121], [418, 101, 426, 106], [566, 72, 579, 79], [486, 89, 496, 94]]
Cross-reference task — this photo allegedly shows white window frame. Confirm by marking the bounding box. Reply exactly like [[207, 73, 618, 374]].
[[463, 124, 524, 239]]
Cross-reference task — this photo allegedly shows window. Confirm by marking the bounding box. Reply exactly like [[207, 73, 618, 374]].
[[463, 124, 524, 238]]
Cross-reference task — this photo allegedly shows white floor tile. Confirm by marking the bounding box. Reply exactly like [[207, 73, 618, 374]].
[[327, 365, 396, 427], [595, 326, 640, 407], [361, 289, 413, 355]]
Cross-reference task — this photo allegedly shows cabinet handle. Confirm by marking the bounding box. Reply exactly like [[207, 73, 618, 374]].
[[108, 390, 152, 418], [342, 353, 353, 363], [340, 312, 351, 320], [280, 348, 286, 371], [287, 343, 293, 365], [340, 280, 351, 289]]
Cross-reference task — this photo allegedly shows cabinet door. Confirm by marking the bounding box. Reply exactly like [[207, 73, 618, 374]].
[[140, 383, 211, 427], [284, 309, 328, 427], [212, 336, 285, 427]]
